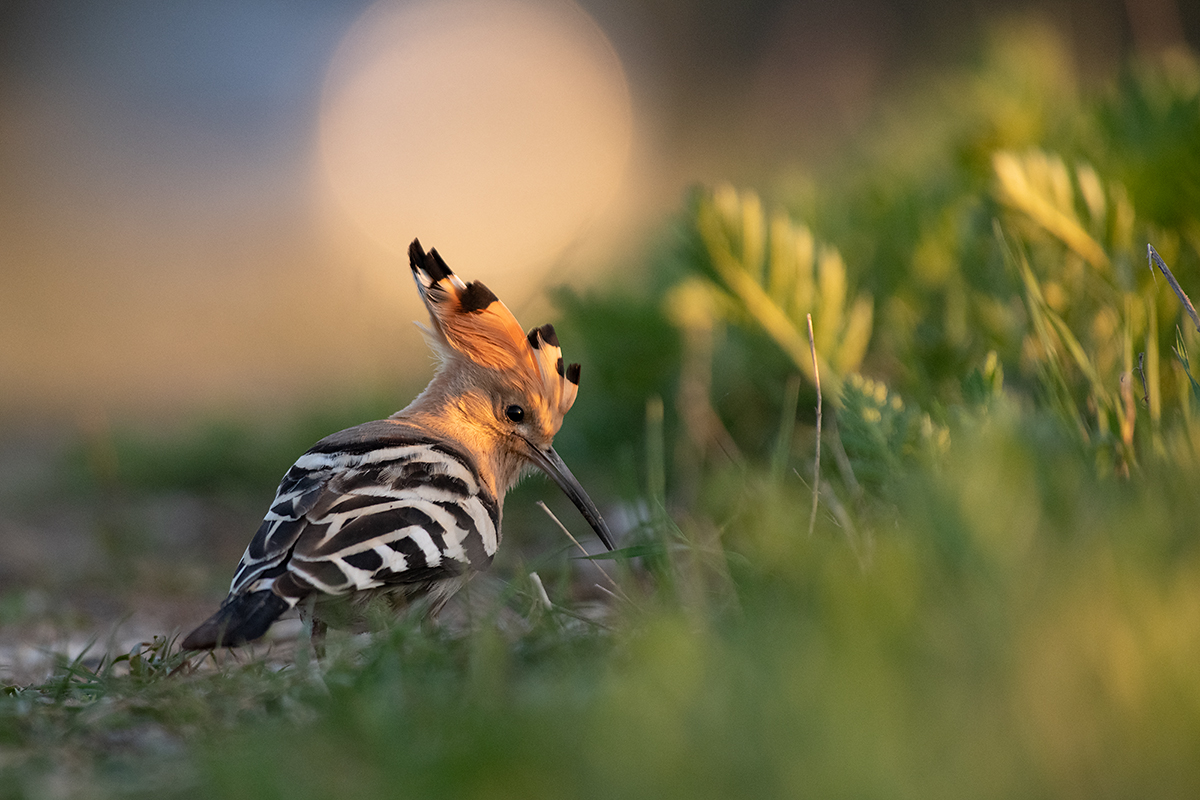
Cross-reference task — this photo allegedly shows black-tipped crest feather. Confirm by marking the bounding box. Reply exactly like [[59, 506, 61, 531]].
[[459, 281, 498, 313], [409, 238, 453, 282]]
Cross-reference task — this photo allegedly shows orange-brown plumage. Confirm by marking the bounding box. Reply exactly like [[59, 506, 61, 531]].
[[180, 239, 611, 650]]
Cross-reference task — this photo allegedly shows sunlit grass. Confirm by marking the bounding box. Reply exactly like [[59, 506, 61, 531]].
[[7, 429, 1200, 798], [5, 24, 1200, 800]]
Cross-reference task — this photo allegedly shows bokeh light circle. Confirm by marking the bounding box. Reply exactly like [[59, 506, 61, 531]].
[[320, 0, 633, 281]]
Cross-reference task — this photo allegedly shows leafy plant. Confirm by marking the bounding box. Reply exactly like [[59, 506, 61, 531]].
[[670, 184, 874, 399], [838, 373, 950, 493]]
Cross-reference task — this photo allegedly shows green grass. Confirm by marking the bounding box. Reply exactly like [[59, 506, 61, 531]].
[[6, 431, 1200, 799], [5, 22, 1200, 800]]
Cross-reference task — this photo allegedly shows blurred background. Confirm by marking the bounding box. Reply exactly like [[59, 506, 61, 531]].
[[1, 0, 1198, 678], [2, 0, 1194, 421], [6, 2, 1200, 797]]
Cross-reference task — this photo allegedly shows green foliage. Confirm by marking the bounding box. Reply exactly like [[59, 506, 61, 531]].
[[988, 139, 1198, 471], [550, 288, 682, 477], [961, 350, 1006, 408], [9, 21, 1200, 800], [1096, 52, 1200, 231], [675, 184, 874, 397], [69, 393, 415, 498], [1176, 327, 1200, 403], [8, 431, 1200, 799], [838, 373, 949, 494]]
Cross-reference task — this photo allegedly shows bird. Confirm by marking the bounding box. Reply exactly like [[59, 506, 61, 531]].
[[181, 239, 614, 650]]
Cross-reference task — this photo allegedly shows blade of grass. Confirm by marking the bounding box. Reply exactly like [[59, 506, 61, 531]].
[[1136, 352, 1148, 406], [1004, 224, 1091, 439], [1145, 294, 1164, 455], [529, 572, 553, 611], [807, 314, 822, 537], [771, 374, 802, 480], [1174, 326, 1200, 402], [537, 500, 631, 604]]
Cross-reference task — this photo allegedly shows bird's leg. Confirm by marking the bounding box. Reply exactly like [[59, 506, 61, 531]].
[[301, 595, 328, 662], [311, 617, 328, 661]]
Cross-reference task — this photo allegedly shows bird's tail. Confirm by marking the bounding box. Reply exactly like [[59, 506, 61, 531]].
[[181, 590, 289, 650]]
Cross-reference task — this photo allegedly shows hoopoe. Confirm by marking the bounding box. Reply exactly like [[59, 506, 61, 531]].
[[181, 239, 614, 650]]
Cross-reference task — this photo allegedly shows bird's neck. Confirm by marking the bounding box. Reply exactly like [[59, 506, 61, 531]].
[[391, 375, 525, 501]]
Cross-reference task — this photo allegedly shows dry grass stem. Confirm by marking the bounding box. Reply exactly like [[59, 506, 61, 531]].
[[820, 480, 869, 569], [536, 500, 627, 601], [594, 584, 624, 603], [1137, 352, 1149, 406], [529, 572, 553, 611], [827, 412, 862, 501], [807, 313, 822, 537]]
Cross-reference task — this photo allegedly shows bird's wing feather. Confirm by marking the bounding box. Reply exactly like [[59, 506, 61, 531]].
[[228, 420, 500, 606]]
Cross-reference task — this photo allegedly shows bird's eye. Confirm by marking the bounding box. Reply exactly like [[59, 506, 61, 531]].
[[504, 404, 525, 423]]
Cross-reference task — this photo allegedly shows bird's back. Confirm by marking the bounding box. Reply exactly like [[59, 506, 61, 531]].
[[181, 419, 500, 649]]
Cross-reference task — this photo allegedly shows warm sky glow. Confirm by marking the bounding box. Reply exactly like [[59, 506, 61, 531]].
[[319, 0, 633, 284]]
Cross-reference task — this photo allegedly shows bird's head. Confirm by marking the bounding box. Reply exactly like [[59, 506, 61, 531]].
[[403, 239, 614, 551]]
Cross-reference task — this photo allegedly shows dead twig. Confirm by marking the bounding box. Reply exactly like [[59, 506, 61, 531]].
[[1149, 244, 1200, 333]]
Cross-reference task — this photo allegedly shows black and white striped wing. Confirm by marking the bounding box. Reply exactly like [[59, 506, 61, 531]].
[[229, 421, 500, 608]]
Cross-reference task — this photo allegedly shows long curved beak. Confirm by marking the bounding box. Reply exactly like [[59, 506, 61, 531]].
[[522, 442, 615, 551]]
